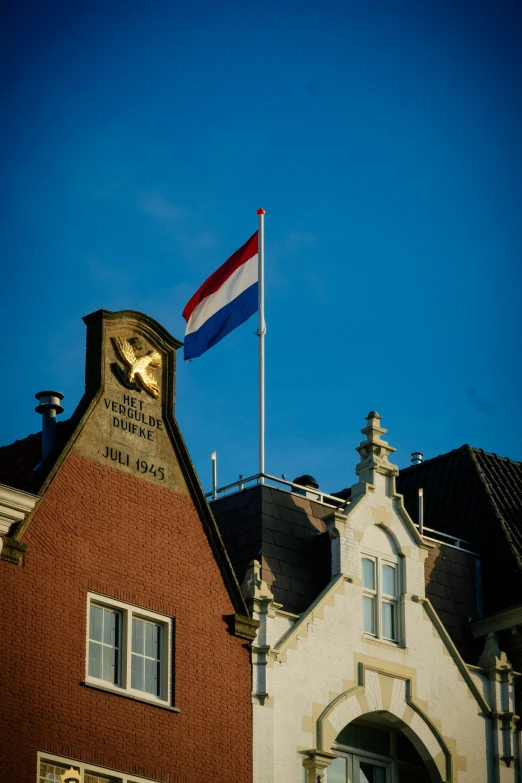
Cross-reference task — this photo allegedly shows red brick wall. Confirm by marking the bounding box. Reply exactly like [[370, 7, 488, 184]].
[[0, 452, 252, 783]]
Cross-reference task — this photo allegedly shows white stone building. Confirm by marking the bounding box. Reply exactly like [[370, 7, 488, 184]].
[[213, 412, 521, 783]]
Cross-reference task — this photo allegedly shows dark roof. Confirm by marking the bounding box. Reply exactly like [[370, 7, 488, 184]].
[[396, 445, 522, 615], [424, 540, 482, 663], [0, 420, 74, 493], [211, 485, 332, 614]]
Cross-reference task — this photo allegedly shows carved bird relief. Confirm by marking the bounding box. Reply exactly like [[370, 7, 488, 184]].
[[111, 337, 162, 399]]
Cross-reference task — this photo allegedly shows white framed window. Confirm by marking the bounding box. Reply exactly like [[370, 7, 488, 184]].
[[38, 751, 160, 783], [361, 555, 399, 642], [86, 593, 173, 707]]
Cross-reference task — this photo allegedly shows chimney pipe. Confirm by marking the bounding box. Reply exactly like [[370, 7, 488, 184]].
[[35, 391, 64, 460], [411, 452, 423, 465], [211, 451, 217, 499], [418, 487, 424, 535]]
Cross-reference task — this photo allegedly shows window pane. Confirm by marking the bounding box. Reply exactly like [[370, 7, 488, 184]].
[[102, 646, 113, 682], [131, 653, 144, 691], [382, 601, 396, 640], [382, 564, 396, 597], [144, 657, 158, 695], [103, 608, 118, 646], [145, 621, 160, 658], [40, 762, 72, 783], [362, 558, 375, 590], [90, 605, 103, 642], [363, 595, 376, 634], [325, 756, 346, 782], [132, 619, 162, 696], [89, 606, 120, 684], [88, 641, 102, 679], [132, 618, 144, 655], [360, 762, 386, 783]]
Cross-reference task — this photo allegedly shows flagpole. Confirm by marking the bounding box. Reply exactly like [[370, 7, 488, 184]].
[[257, 207, 266, 481]]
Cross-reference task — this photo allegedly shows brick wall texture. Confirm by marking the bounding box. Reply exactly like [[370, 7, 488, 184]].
[[0, 452, 252, 783]]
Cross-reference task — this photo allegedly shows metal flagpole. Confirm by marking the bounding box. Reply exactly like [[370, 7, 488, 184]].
[[256, 207, 266, 481]]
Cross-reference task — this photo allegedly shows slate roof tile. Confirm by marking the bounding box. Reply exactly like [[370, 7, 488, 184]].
[[212, 484, 331, 614]]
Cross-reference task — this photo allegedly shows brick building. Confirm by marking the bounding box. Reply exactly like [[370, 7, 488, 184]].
[[2, 308, 521, 783], [211, 413, 521, 783], [0, 309, 257, 783]]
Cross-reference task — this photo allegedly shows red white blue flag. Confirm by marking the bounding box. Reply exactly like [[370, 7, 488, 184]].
[[182, 232, 259, 360]]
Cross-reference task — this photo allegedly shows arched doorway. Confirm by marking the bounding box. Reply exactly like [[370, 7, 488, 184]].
[[325, 715, 440, 783]]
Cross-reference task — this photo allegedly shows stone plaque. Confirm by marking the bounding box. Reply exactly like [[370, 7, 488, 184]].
[[72, 310, 189, 495]]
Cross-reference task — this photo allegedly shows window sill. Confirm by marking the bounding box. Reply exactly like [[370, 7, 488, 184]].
[[81, 680, 180, 712], [362, 634, 402, 649]]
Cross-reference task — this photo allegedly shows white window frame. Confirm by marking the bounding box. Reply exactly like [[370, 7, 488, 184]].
[[361, 552, 399, 644], [38, 750, 161, 783], [86, 592, 173, 707]]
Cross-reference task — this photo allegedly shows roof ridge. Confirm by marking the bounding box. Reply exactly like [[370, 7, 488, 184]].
[[466, 445, 522, 466], [399, 444, 468, 471], [467, 447, 522, 573], [399, 444, 522, 472], [0, 418, 73, 453]]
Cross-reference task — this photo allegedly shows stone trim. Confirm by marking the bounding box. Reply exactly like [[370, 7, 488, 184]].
[[232, 614, 260, 641], [272, 575, 347, 662], [80, 681, 181, 712], [470, 605, 522, 638], [412, 595, 491, 714], [0, 483, 40, 536], [315, 661, 455, 782], [302, 749, 337, 782], [0, 536, 28, 564]]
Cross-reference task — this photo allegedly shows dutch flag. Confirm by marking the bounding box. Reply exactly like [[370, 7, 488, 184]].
[[182, 232, 259, 360]]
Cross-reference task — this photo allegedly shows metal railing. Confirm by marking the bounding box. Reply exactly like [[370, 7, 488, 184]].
[[412, 524, 479, 555], [205, 471, 348, 509], [206, 472, 480, 556]]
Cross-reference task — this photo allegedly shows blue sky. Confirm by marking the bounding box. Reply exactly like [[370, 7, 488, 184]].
[[1, 0, 521, 495]]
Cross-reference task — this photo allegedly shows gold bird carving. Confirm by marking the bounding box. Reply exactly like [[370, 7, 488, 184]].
[[112, 337, 162, 399]]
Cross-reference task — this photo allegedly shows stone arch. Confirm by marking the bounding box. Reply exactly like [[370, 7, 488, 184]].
[[350, 494, 423, 560], [316, 666, 453, 782], [361, 522, 398, 556]]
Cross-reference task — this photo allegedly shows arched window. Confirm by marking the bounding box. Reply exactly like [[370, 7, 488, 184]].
[[361, 526, 399, 643], [325, 717, 432, 783]]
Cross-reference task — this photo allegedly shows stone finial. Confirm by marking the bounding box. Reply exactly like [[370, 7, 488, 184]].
[[241, 559, 274, 602], [478, 632, 511, 670], [355, 411, 399, 486]]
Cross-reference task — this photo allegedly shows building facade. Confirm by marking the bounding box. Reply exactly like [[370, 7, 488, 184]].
[[0, 309, 257, 783], [1, 308, 521, 783], [212, 413, 521, 783]]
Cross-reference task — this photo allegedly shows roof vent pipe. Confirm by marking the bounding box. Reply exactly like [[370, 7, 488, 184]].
[[35, 391, 64, 460], [411, 452, 424, 465]]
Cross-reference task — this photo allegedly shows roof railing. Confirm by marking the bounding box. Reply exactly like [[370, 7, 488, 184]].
[[205, 472, 348, 509], [206, 472, 480, 556], [413, 524, 479, 554]]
